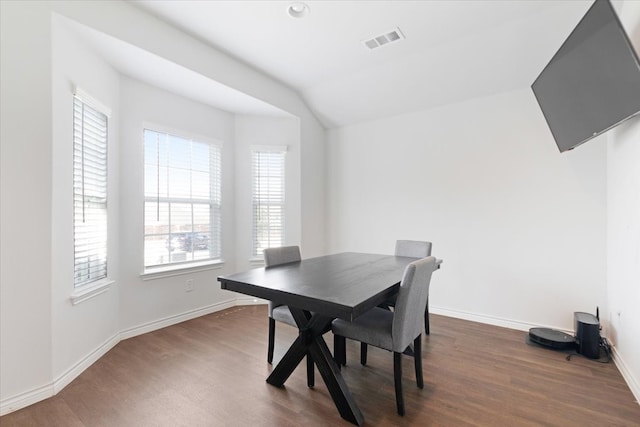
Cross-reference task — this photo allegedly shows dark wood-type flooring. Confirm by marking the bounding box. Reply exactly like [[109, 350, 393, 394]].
[[2, 305, 639, 426]]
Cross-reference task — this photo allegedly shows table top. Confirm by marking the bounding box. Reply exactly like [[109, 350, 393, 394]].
[[218, 252, 422, 321]]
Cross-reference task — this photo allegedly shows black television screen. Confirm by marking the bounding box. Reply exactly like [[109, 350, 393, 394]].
[[532, 0, 640, 152]]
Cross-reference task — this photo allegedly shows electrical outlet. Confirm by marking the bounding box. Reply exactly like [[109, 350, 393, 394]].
[[185, 279, 195, 292]]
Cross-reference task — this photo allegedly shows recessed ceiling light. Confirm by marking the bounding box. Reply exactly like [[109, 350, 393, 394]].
[[287, 2, 310, 19]]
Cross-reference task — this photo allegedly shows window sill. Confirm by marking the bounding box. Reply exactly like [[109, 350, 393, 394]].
[[141, 259, 225, 281], [70, 279, 114, 305]]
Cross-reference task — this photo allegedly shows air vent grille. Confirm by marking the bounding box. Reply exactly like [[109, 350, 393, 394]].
[[363, 27, 405, 50]]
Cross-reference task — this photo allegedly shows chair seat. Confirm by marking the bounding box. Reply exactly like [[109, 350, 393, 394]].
[[332, 307, 394, 352], [271, 305, 296, 326]]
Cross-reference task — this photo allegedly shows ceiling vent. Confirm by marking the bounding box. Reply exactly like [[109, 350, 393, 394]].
[[363, 27, 405, 50]]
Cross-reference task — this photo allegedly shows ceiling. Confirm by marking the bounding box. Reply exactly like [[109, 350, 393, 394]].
[[62, 15, 291, 118], [114, 1, 602, 128]]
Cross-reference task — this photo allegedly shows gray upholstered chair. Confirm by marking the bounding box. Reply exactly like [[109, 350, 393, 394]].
[[394, 240, 433, 334], [395, 240, 432, 259], [264, 246, 315, 387], [265, 245, 301, 364], [332, 256, 437, 416], [357, 240, 433, 366]]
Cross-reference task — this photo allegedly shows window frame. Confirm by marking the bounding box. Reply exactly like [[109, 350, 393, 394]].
[[251, 145, 287, 259], [142, 125, 223, 273], [72, 90, 110, 289]]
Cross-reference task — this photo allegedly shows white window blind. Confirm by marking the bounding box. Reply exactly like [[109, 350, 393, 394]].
[[252, 147, 286, 257], [143, 129, 221, 268], [73, 96, 108, 287]]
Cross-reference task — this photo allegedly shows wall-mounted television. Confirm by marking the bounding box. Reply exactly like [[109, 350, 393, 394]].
[[532, 0, 640, 153]]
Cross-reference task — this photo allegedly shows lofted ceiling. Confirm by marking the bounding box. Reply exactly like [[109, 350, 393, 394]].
[[123, 0, 604, 128]]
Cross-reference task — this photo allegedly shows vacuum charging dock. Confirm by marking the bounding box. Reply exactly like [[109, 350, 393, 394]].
[[574, 312, 600, 359]]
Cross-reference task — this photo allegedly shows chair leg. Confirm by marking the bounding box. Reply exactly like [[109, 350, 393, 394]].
[[394, 352, 405, 416], [334, 334, 346, 367], [425, 296, 430, 335], [268, 317, 276, 364], [307, 354, 314, 388], [360, 342, 368, 366], [414, 335, 423, 389]]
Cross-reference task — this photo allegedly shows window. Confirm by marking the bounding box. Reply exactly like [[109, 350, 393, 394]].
[[73, 95, 108, 287], [252, 147, 286, 258], [143, 129, 221, 269]]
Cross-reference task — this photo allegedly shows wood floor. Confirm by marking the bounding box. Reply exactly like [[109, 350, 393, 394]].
[[2, 305, 639, 426]]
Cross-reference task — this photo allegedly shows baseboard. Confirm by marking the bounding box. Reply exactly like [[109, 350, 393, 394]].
[[1, 298, 263, 416], [53, 333, 121, 394], [120, 297, 265, 340], [234, 296, 267, 306], [430, 305, 573, 334], [610, 344, 640, 404], [120, 299, 238, 340], [0, 383, 54, 417], [1, 333, 120, 416]]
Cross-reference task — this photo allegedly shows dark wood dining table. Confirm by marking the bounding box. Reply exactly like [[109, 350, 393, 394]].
[[218, 252, 440, 425]]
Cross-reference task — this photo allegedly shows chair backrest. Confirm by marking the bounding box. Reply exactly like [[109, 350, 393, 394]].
[[392, 256, 436, 352], [395, 240, 432, 258], [264, 246, 301, 313], [263, 245, 301, 267]]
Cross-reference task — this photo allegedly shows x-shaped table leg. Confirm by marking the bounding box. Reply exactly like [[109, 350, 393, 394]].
[[266, 307, 364, 426]]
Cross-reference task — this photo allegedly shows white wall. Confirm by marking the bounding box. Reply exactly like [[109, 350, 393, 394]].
[[51, 14, 121, 388], [118, 77, 239, 335], [0, 0, 325, 414], [0, 1, 54, 407], [300, 114, 326, 257], [327, 88, 607, 332], [606, 0, 640, 402], [607, 117, 640, 401], [234, 115, 302, 271]]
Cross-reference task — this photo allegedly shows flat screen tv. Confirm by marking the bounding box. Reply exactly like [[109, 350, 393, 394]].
[[532, 0, 640, 153]]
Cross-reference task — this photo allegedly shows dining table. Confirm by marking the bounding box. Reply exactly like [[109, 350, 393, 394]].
[[217, 252, 441, 426]]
